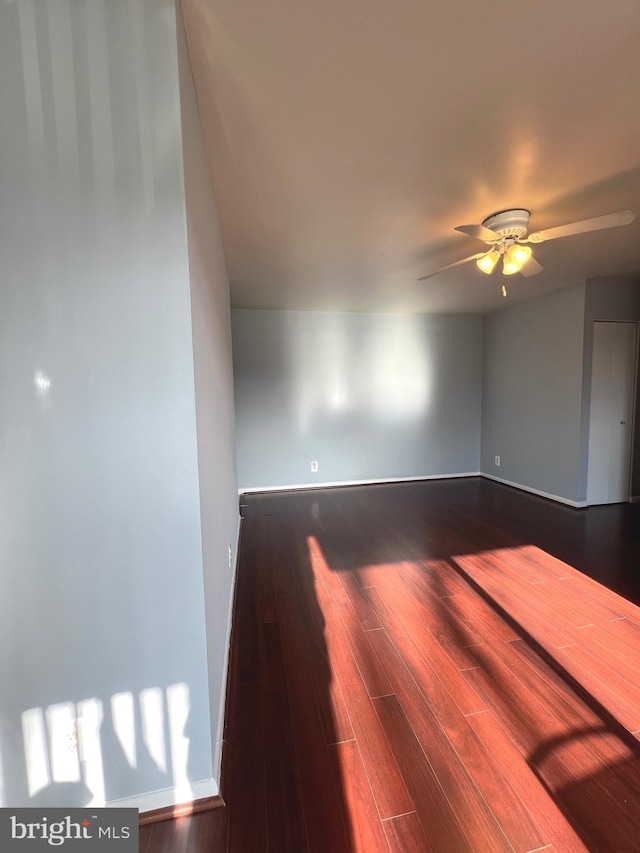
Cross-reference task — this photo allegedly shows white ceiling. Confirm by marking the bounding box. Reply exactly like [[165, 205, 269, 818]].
[[181, 0, 640, 314]]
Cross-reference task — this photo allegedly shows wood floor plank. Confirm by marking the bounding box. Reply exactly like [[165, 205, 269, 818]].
[[330, 593, 394, 699], [601, 615, 640, 646], [505, 567, 616, 636], [138, 823, 152, 853], [422, 557, 478, 597], [307, 535, 393, 698], [236, 546, 260, 683], [187, 808, 229, 853], [260, 621, 308, 852], [464, 545, 549, 586], [460, 665, 605, 847], [408, 593, 484, 672], [554, 641, 640, 732], [257, 516, 278, 623], [293, 578, 354, 745], [453, 540, 640, 739], [458, 643, 638, 844], [225, 680, 266, 853], [511, 639, 634, 763], [362, 534, 454, 601], [383, 811, 430, 853], [147, 816, 191, 853], [466, 710, 590, 853], [461, 659, 640, 852], [453, 553, 574, 648], [272, 545, 354, 852], [543, 576, 625, 625], [468, 638, 621, 773], [328, 739, 391, 852], [450, 717, 550, 853], [372, 694, 470, 853], [365, 583, 487, 717], [304, 521, 383, 630], [378, 566, 485, 694], [366, 625, 515, 852], [441, 585, 521, 646], [313, 580, 414, 820], [365, 586, 547, 852], [517, 546, 628, 619], [284, 537, 354, 746], [266, 520, 355, 748], [337, 568, 383, 630], [556, 572, 635, 621]]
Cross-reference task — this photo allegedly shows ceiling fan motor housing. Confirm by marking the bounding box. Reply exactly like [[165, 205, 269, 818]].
[[482, 209, 530, 240]]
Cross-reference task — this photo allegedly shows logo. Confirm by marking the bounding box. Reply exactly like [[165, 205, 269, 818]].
[[0, 809, 138, 850]]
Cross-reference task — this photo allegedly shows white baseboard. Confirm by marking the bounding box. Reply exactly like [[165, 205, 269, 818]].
[[211, 512, 242, 786], [107, 777, 217, 813], [481, 472, 587, 508], [239, 471, 481, 495]]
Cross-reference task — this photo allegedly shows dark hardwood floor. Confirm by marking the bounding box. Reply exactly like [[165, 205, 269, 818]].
[[144, 477, 640, 852]]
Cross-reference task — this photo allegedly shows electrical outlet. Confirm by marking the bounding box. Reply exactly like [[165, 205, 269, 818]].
[[495, 455, 501, 467], [311, 461, 318, 473], [228, 543, 232, 568]]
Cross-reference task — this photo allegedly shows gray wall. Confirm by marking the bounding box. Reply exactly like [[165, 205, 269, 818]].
[[481, 283, 587, 503], [177, 6, 239, 783], [0, 0, 236, 810], [232, 310, 482, 491], [581, 278, 640, 499]]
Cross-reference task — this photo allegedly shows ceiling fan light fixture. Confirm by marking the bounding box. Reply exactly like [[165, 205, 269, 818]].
[[511, 244, 532, 266], [419, 207, 635, 285], [502, 257, 520, 275], [476, 249, 500, 274], [503, 243, 532, 275]]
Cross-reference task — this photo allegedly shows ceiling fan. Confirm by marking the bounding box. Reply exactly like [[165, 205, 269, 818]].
[[418, 208, 636, 296]]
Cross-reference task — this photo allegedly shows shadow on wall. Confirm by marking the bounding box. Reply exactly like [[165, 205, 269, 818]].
[[1, 681, 198, 809], [288, 312, 433, 436]]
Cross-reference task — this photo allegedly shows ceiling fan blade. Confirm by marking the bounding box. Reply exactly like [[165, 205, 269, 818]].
[[527, 210, 635, 243], [519, 255, 543, 277], [418, 253, 486, 281], [455, 224, 502, 242]]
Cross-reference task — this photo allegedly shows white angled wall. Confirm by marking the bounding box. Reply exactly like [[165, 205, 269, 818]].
[[0, 0, 236, 809], [176, 4, 240, 782]]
